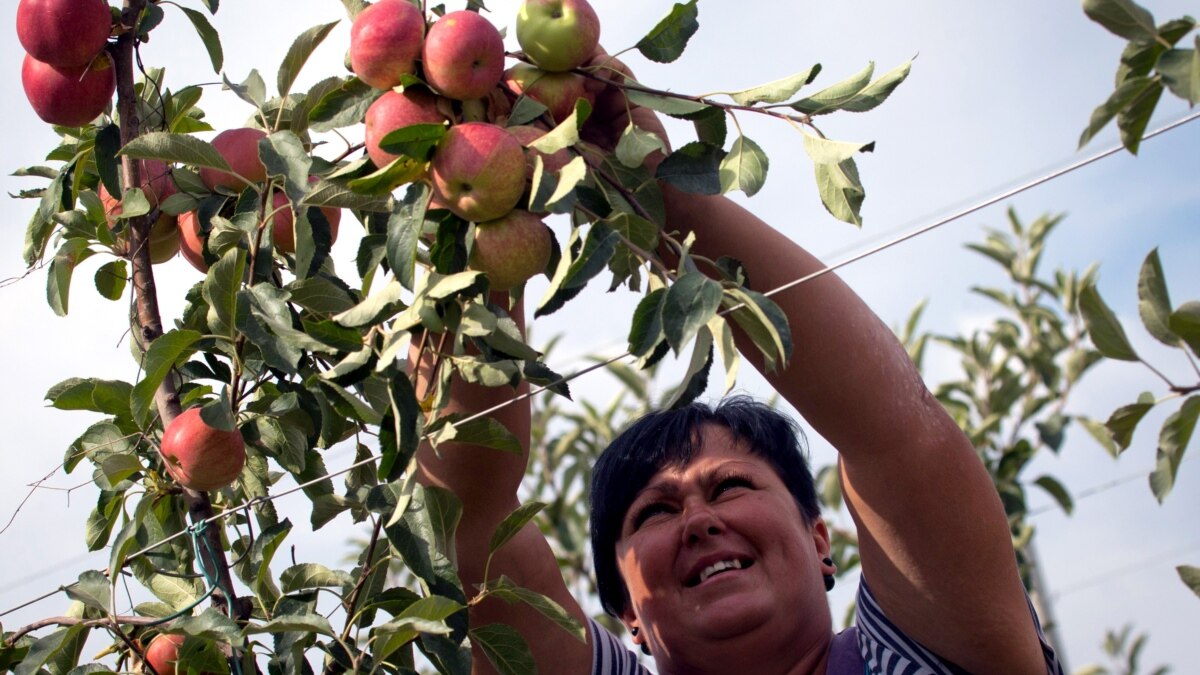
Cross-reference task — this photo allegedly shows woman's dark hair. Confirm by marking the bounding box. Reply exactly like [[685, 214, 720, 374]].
[[589, 396, 820, 617]]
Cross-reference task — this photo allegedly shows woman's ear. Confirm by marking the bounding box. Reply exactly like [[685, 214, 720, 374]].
[[810, 516, 833, 561], [621, 611, 652, 655]]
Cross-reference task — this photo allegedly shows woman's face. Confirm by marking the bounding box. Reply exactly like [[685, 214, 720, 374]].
[[614, 424, 833, 666]]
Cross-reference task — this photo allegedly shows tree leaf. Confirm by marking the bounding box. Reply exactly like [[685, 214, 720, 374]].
[[1078, 76, 1157, 149], [379, 123, 447, 162], [94, 260, 127, 301], [1106, 399, 1155, 451], [1078, 416, 1120, 458], [470, 624, 535, 675], [536, 222, 620, 317], [277, 21, 339, 99], [802, 135, 875, 164], [484, 576, 585, 642], [280, 563, 354, 592], [665, 327, 714, 410], [172, 608, 245, 646], [636, 0, 699, 64], [46, 239, 93, 316], [663, 273, 723, 353], [1178, 565, 1200, 598], [1079, 284, 1139, 361], [440, 416, 523, 455], [14, 626, 86, 675], [1169, 301, 1200, 358], [177, 6, 224, 73], [64, 571, 111, 613], [387, 183, 429, 291], [624, 86, 710, 116], [489, 502, 547, 555], [1150, 396, 1200, 502], [615, 122, 667, 169], [628, 288, 667, 357], [719, 135, 769, 197], [814, 157, 865, 226], [1116, 78, 1163, 154], [244, 613, 336, 637], [308, 76, 379, 132], [130, 330, 203, 427], [722, 287, 792, 371], [788, 62, 875, 115], [530, 100, 591, 155], [1157, 42, 1200, 103], [655, 141, 725, 195], [260, 131, 312, 202], [1082, 0, 1158, 42], [1136, 248, 1179, 346], [120, 132, 231, 172], [708, 314, 739, 395], [202, 248, 246, 339], [1032, 475, 1074, 515], [726, 65, 822, 105]]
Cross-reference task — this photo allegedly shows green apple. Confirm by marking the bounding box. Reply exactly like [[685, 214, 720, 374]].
[[516, 0, 600, 72]]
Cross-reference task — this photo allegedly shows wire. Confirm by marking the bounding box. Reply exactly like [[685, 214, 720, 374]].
[[1050, 539, 1200, 599], [3, 109, 1198, 623]]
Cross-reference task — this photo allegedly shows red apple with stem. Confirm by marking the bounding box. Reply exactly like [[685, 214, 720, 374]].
[[160, 407, 245, 492], [350, 0, 426, 90], [21, 52, 116, 127], [16, 0, 112, 68], [178, 211, 209, 273], [516, 0, 601, 73], [422, 10, 506, 101], [267, 186, 342, 254], [430, 122, 528, 223], [365, 89, 448, 169], [199, 127, 268, 192], [471, 209, 552, 291]]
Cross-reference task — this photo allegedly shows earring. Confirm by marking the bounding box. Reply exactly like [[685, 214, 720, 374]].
[[630, 627, 651, 656], [630, 627, 639, 636], [822, 557, 836, 592]]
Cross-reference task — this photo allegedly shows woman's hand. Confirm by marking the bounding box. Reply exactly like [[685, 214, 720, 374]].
[[580, 47, 670, 172]]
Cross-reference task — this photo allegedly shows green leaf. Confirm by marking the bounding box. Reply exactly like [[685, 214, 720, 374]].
[[1107, 394, 1156, 451], [471, 624, 535, 675], [1079, 284, 1139, 361], [1079, 416, 1120, 458], [387, 183, 429, 291], [308, 77, 379, 132], [1169, 301, 1200, 358], [615, 122, 667, 169], [790, 61, 912, 115], [665, 327, 714, 410], [172, 608, 245, 646], [334, 279, 406, 328], [1150, 396, 1200, 503], [437, 416, 523, 455], [224, 70, 267, 109], [244, 613, 336, 637], [1179, 565, 1200, 598], [624, 86, 710, 116], [1078, 76, 1157, 149], [628, 288, 667, 357], [1158, 43, 1200, 103], [484, 577, 586, 642], [1116, 78, 1163, 154], [380, 123, 447, 163], [719, 135, 769, 197], [65, 571, 111, 613], [814, 157, 865, 226], [663, 273, 723, 353], [423, 486, 463, 564], [636, 0, 699, 64], [303, 176, 392, 212], [260, 131, 312, 203], [656, 141, 725, 195], [1032, 475, 1074, 515], [508, 95, 549, 126], [14, 626, 86, 675], [94, 123, 123, 198], [489, 502, 547, 555], [121, 132, 231, 172], [94, 260, 127, 301], [277, 21, 339, 98], [530, 99, 591, 155], [1082, 0, 1158, 42], [726, 65, 822, 105], [130, 330, 203, 427], [178, 6, 224, 73], [722, 288, 792, 371], [708, 314, 739, 394], [536, 222, 620, 317], [1136, 248, 1179, 346], [288, 276, 358, 314], [802, 135, 875, 164], [202, 248, 246, 339], [280, 563, 353, 592], [348, 155, 428, 196], [47, 239, 93, 316]]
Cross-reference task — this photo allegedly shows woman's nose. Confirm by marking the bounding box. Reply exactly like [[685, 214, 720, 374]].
[[681, 502, 724, 544]]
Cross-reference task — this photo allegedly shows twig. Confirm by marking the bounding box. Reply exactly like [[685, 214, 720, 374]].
[[4, 615, 161, 647]]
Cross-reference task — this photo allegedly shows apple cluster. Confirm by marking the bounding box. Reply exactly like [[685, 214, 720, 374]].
[[17, 0, 116, 127], [353, 0, 601, 291], [178, 127, 343, 273]]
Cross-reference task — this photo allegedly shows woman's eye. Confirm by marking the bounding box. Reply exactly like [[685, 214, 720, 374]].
[[633, 503, 671, 528], [714, 476, 751, 498]]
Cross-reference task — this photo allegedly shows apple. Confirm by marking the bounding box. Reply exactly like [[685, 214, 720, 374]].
[[471, 210, 552, 291], [177, 211, 209, 273], [199, 127, 268, 192], [160, 407, 245, 492], [350, 0, 425, 90], [98, 160, 176, 207], [516, 0, 600, 73], [364, 89, 447, 168], [267, 188, 342, 254], [100, 185, 181, 264], [422, 11, 506, 101], [503, 64, 593, 124], [21, 52, 115, 127], [17, 0, 112, 68], [144, 634, 185, 675], [430, 122, 527, 223]]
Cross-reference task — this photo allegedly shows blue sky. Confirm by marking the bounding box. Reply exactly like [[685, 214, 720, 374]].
[[1, 0, 1197, 670]]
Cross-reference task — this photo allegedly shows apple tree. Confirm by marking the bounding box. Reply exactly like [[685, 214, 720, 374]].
[[2, 0, 914, 673]]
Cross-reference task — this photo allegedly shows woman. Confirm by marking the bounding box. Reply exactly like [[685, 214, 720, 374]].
[[416, 58, 1064, 674]]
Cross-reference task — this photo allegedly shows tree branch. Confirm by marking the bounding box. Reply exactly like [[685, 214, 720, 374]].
[[3, 615, 161, 647]]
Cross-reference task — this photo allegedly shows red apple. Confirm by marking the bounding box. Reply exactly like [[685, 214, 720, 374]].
[[430, 122, 527, 223], [471, 210, 552, 291], [21, 52, 115, 127], [516, 0, 600, 73], [178, 211, 208, 273], [503, 64, 592, 124], [364, 89, 447, 169], [199, 128, 268, 192], [144, 634, 185, 675], [268, 188, 342, 254], [160, 407, 245, 492], [98, 160, 176, 208], [350, 0, 426, 90], [17, 0, 112, 68], [422, 10, 505, 101], [100, 186, 181, 264]]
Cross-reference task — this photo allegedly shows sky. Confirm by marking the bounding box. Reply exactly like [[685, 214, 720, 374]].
[[2, 0, 1198, 671]]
